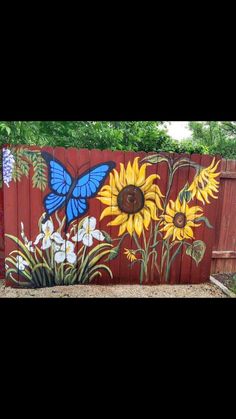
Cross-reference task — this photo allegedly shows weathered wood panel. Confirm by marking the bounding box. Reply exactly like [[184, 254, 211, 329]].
[[0, 185, 4, 279], [1, 145, 221, 286], [211, 159, 236, 273]]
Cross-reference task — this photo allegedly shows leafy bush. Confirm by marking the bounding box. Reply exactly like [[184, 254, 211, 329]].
[[1, 121, 236, 158]]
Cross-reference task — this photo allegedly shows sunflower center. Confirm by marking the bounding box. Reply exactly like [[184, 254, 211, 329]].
[[117, 185, 144, 214], [173, 212, 187, 228]]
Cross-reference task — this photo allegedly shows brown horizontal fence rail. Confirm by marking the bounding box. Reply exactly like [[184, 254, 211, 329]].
[[211, 159, 236, 274]]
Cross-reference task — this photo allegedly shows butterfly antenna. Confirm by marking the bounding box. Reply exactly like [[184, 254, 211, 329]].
[[77, 161, 90, 175], [67, 160, 77, 177]]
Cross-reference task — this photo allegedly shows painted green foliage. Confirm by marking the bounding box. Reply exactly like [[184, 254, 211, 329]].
[[1, 147, 47, 190]]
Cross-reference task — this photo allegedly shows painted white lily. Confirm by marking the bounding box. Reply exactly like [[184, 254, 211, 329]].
[[16, 255, 29, 271], [21, 222, 35, 252], [72, 217, 105, 247], [34, 220, 64, 250], [54, 240, 76, 264]]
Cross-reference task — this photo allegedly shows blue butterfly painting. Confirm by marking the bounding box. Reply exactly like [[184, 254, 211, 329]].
[[41, 152, 116, 226]]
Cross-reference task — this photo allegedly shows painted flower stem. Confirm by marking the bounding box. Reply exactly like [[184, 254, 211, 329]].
[[165, 241, 183, 282]]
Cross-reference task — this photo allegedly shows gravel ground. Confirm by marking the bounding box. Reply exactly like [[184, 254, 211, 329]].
[[0, 280, 227, 298]]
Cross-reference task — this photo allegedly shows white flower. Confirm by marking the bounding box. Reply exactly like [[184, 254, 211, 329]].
[[21, 222, 35, 252], [2, 148, 15, 187], [16, 255, 29, 271], [34, 220, 64, 250], [54, 240, 76, 264], [72, 217, 105, 247]]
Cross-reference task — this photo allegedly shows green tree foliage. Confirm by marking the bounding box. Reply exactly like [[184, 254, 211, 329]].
[[187, 121, 236, 158], [0, 121, 171, 152], [1, 121, 236, 157]]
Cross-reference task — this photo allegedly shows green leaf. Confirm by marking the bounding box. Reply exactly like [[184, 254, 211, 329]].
[[195, 216, 213, 229], [101, 230, 112, 244], [106, 245, 120, 261], [141, 154, 169, 164], [186, 240, 206, 266], [178, 183, 192, 204]]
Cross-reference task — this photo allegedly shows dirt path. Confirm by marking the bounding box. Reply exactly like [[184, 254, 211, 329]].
[[0, 280, 227, 298]]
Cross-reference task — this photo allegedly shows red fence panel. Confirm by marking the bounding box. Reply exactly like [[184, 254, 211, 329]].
[[211, 159, 236, 273], [1, 145, 221, 287]]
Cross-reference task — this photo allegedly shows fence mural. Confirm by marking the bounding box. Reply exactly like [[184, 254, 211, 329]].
[[0, 145, 221, 287]]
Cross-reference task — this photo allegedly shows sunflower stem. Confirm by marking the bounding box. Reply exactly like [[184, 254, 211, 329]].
[[165, 242, 183, 282]]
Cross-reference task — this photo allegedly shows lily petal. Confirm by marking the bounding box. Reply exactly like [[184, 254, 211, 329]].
[[83, 233, 93, 247], [34, 233, 44, 245], [91, 230, 105, 241]]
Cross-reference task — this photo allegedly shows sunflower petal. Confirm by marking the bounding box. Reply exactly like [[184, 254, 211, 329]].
[[126, 161, 135, 185], [108, 213, 129, 226], [127, 215, 134, 236], [100, 206, 121, 221], [145, 200, 159, 221], [97, 196, 118, 206], [163, 226, 174, 240], [143, 208, 151, 230], [134, 212, 144, 237], [119, 222, 128, 236], [132, 157, 140, 183], [113, 169, 123, 191], [184, 225, 194, 239], [141, 174, 160, 192], [136, 163, 148, 186]]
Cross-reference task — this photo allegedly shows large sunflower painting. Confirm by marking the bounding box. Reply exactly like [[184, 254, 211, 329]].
[[97, 154, 221, 283], [97, 157, 164, 237]]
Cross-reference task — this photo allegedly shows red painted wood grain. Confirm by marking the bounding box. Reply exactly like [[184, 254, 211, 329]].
[[2, 145, 222, 286]]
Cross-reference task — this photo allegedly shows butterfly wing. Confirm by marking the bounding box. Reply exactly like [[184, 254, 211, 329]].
[[41, 151, 73, 196], [41, 151, 73, 216], [72, 162, 116, 199], [44, 193, 66, 216], [66, 198, 88, 225]]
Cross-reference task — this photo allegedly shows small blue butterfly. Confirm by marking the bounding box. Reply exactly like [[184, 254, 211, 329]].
[[41, 152, 116, 226]]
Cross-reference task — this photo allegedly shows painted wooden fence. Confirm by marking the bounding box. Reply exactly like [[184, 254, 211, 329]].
[[0, 145, 221, 287], [211, 159, 236, 273]]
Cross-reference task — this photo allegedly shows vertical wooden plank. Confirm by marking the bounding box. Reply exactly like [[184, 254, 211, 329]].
[[136, 150, 148, 284], [109, 149, 126, 285], [42, 145, 55, 287], [3, 146, 14, 285], [160, 152, 175, 284], [199, 154, 219, 282], [116, 150, 129, 284], [89, 148, 104, 284], [5, 145, 19, 286], [168, 152, 184, 285], [132, 151, 146, 284], [188, 153, 203, 284], [107, 149, 124, 285], [171, 152, 192, 285], [0, 146, 4, 279], [64, 146, 78, 285], [78, 148, 91, 285], [178, 152, 195, 284], [125, 150, 137, 284], [73, 146, 85, 285], [101, 147, 115, 285], [154, 152, 169, 284], [17, 145, 32, 286], [51, 146, 65, 286]]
